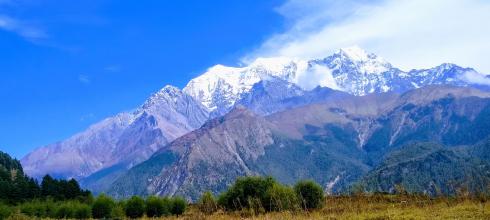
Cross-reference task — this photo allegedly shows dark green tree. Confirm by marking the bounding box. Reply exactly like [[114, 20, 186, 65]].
[[145, 196, 169, 217], [265, 183, 299, 211], [41, 175, 58, 199], [124, 196, 145, 218], [92, 194, 115, 219], [0, 151, 41, 204], [218, 176, 276, 211], [170, 197, 187, 216], [294, 180, 325, 210]]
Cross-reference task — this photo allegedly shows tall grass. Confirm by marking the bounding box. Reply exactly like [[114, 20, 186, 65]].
[[177, 194, 490, 220]]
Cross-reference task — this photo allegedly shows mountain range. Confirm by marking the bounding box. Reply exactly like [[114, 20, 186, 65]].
[[20, 47, 490, 199], [108, 85, 490, 199]]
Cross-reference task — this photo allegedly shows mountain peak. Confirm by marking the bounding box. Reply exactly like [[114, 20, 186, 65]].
[[142, 85, 183, 107], [249, 57, 299, 72], [434, 63, 461, 71], [336, 46, 388, 64], [207, 64, 242, 74], [338, 46, 371, 61], [162, 85, 181, 92]]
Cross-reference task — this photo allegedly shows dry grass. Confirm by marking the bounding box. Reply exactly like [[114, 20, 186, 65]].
[[6, 195, 489, 219], [160, 195, 490, 220]]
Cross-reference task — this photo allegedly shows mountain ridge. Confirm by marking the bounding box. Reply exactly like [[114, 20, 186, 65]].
[[108, 85, 490, 200], [21, 47, 490, 191]]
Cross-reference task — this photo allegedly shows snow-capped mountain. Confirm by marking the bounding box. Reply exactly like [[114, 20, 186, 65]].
[[108, 85, 490, 200], [314, 46, 401, 95], [21, 46, 489, 187], [183, 57, 308, 115], [318, 47, 486, 95], [183, 46, 488, 114]]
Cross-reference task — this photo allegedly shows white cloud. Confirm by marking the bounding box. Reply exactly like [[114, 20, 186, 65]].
[[0, 15, 47, 41], [460, 71, 490, 86], [296, 64, 340, 90], [104, 65, 121, 73], [80, 113, 95, 122], [78, 74, 90, 84], [247, 0, 490, 73]]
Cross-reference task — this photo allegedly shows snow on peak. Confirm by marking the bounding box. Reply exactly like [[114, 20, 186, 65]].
[[250, 57, 296, 71], [338, 46, 371, 61], [183, 57, 309, 112], [181, 46, 482, 112], [207, 64, 243, 74], [138, 85, 187, 113], [435, 63, 457, 71], [154, 85, 182, 99], [162, 85, 181, 92], [332, 46, 392, 75]]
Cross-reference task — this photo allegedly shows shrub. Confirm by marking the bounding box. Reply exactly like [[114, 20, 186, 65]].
[[45, 201, 58, 218], [55, 203, 75, 219], [170, 197, 187, 216], [19, 200, 47, 217], [19, 202, 36, 217], [265, 183, 300, 211], [0, 204, 11, 220], [111, 202, 125, 220], [294, 180, 325, 210], [18, 200, 61, 218], [218, 176, 276, 211], [91, 194, 115, 219], [197, 191, 218, 214], [124, 196, 145, 218], [74, 203, 91, 219], [161, 197, 173, 216], [146, 196, 170, 217]]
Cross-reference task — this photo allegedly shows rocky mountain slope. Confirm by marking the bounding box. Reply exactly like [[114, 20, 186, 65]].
[[360, 140, 490, 195], [107, 86, 490, 200], [22, 86, 209, 182], [21, 47, 490, 192]]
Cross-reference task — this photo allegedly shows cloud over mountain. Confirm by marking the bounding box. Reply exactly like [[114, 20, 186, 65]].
[[247, 0, 490, 74]]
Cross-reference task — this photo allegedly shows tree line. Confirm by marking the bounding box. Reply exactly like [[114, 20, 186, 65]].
[[0, 151, 90, 204], [0, 150, 325, 219]]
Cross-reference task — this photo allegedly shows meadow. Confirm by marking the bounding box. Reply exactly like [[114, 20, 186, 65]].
[[174, 195, 490, 220], [5, 195, 486, 219], [1, 169, 489, 220]]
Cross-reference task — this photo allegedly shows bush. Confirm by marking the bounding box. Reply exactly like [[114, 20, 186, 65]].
[[19, 200, 49, 217], [0, 204, 11, 220], [17, 200, 91, 219], [218, 176, 276, 211], [170, 197, 187, 216], [124, 196, 145, 218], [111, 202, 125, 220], [265, 183, 300, 211], [19, 202, 36, 217], [294, 180, 325, 210], [92, 194, 115, 219], [161, 197, 173, 216], [197, 191, 218, 214], [55, 203, 75, 219], [74, 203, 91, 219], [44, 200, 58, 217], [146, 196, 170, 217]]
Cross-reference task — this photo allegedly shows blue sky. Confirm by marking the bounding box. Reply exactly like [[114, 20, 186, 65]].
[[1, 0, 490, 158], [0, 0, 285, 158]]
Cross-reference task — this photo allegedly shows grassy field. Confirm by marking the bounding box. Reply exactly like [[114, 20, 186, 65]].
[[169, 195, 489, 220], [4, 195, 489, 219]]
